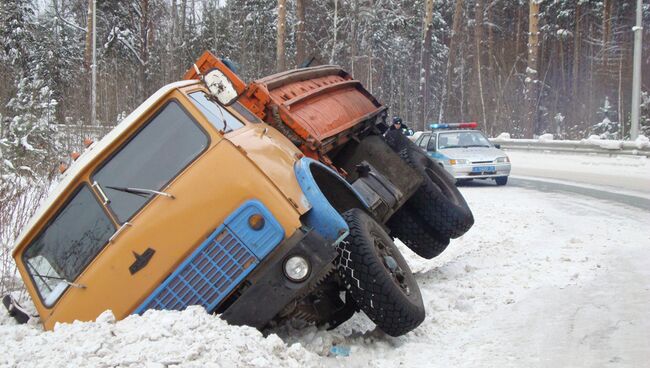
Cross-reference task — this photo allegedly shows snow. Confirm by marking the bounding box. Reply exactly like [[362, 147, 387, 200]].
[[582, 136, 622, 150], [2, 181, 649, 367], [1, 307, 319, 367], [634, 135, 649, 149], [506, 150, 650, 195], [537, 133, 554, 141]]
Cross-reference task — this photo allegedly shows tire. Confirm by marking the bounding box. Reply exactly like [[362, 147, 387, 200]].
[[456, 178, 473, 186], [388, 206, 450, 259], [338, 209, 425, 336], [495, 176, 508, 186], [400, 140, 474, 238]]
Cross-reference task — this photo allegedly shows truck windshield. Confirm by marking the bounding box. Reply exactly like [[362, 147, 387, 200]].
[[23, 185, 115, 306], [93, 100, 209, 223]]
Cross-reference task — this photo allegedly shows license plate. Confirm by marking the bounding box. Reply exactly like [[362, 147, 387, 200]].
[[472, 166, 496, 173]]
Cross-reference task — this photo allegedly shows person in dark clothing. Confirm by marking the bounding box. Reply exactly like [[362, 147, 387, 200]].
[[384, 116, 409, 151], [389, 116, 403, 131]]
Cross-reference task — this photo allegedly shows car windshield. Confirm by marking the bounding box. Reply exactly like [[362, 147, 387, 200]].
[[93, 100, 209, 223], [23, 185, 116, 306], [438, 131, 491, 149]]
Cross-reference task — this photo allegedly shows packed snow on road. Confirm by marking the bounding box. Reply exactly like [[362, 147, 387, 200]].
[[2, 177, 648, 367]]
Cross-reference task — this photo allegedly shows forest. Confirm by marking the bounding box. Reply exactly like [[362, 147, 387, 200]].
[[1, 0, 650, 180]]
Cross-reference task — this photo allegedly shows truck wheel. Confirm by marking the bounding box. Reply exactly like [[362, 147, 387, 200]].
[[495, 176, 508, 186], [387, 206, 450, 259], [400, 139, 474, 239], [338, 209, 425, 337]]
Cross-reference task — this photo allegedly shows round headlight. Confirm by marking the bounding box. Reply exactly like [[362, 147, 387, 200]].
[[248, 214, 265, 230], [283, 256, 310, 282]]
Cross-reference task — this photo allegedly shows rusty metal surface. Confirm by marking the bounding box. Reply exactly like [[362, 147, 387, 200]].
[[245, 66, 384, 149]]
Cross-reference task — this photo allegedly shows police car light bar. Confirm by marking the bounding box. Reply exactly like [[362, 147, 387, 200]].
[[430, 122, 478, 129]]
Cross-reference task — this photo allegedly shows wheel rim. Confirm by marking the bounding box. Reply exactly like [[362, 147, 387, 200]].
[[372, 233, 411, 296]]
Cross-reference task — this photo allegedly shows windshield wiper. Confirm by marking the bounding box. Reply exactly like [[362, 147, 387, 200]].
[[26, 262, 86, 289], [106, 185, 175, 199]]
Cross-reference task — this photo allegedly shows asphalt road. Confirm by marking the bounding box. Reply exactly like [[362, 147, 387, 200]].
[[460, 177, 650, 212], [508, 177, 650, 212]]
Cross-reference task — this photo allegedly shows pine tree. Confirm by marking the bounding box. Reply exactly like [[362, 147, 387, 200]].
[[0, 0, 62, 182], [591, 96, 619, 139]]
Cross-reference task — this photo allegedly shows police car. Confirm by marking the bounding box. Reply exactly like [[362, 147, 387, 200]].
[[413, 122, 511, 185]]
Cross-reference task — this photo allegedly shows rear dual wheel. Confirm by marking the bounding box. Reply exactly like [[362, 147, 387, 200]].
[[387, 206, 449, 259], [386, 134, 474, 239]]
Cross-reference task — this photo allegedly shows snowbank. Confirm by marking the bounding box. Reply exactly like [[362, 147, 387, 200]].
[[0, 307, 322, 368]]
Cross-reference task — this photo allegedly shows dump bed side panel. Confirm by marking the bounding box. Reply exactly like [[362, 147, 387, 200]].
[[240, 66, 386, 155]]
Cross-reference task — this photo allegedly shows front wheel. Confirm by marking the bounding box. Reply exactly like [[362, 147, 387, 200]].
[[338, 209, 425, 336], [495, 176, 508, 186]]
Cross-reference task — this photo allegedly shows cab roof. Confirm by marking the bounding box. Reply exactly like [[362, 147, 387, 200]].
[[13, 80, 198, 255]]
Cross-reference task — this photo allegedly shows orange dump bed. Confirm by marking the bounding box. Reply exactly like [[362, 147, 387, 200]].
[[186, 52, 386, 161]]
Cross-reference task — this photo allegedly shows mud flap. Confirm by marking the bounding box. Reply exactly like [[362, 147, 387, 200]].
[[2, 294, 30, 324]]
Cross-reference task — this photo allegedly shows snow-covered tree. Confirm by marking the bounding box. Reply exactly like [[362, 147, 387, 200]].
[[591, 97, 619, 139], [0, 0, 62, 184], [639, 91, 650, 137]]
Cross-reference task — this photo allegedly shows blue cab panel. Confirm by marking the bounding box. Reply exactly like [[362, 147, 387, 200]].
[[294, 158, 364, 245], [134, 200, 283, 314]]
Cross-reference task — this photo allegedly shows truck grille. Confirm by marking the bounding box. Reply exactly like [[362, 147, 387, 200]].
[[136, 228, 257, 313]]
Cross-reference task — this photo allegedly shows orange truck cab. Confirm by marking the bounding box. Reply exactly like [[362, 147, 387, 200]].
[[5, 52, 474, 337]]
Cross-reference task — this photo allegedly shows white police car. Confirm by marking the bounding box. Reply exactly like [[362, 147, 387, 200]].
[[413, 123, 511, 185]]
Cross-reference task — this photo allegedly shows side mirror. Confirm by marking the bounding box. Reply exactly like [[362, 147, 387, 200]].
[[494, 143, 501, 149], [204, 68, 239, 106]]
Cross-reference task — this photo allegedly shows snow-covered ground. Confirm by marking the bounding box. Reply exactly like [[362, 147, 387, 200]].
[[2, 182, 648, 367]]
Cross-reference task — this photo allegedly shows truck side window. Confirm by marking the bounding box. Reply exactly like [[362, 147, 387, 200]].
[[93, 101, 209, 223], [189, 92, 245, 132], [231, 102, 262, 124]]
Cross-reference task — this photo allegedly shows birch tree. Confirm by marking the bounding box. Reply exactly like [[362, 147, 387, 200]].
[[295, 0, 306, 66], [419, 0, 435, 129], [524, 0, 540, 136], [276, 0, 286, 72]]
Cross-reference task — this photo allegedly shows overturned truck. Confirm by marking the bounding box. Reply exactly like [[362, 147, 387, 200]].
[[5, 51, 473, 337]]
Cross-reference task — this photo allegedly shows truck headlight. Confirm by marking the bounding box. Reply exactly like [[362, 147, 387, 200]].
[[495, 156, 510, 163], [449, 159, 469, 165], [248, 213, 265, 230], [283, 256, 310, 282]]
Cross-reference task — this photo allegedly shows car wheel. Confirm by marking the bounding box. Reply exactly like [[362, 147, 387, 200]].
[[495, 176, 508, 186], [387, 206, 450, 259], [338, 209, 425, 337]]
